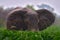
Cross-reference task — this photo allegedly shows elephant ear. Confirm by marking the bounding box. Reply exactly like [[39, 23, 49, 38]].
[[36, 9, 55, 30], [6, 8, 27, 30]]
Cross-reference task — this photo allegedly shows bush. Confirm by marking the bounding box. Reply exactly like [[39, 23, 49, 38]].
[[0, 25, 60, 40]]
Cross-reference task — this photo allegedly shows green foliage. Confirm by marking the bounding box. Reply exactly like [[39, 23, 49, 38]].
[[0, 25, 60, 40], [26, 5, 35, 10]]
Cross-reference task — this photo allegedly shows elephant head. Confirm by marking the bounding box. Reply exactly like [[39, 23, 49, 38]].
[[23, 8, 39, 31]]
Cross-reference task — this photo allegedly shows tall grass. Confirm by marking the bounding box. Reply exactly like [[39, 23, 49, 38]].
[[0, 25, 60, 40]]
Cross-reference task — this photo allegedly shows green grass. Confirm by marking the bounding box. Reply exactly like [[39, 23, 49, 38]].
[[0, 25, 60, 40]]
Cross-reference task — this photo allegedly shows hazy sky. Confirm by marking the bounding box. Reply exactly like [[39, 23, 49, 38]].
[[0, 0, 60, 15]]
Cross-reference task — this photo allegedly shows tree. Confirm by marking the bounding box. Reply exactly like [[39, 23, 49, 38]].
[[37, 4, 54, 12], [26, 5, 35, 10]]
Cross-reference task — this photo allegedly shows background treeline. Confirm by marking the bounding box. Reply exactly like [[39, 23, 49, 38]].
[[0, 6, 15, 27]]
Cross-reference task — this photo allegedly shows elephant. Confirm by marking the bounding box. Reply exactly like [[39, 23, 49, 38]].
[[36, 9, 55, 30], [6, 8, 55, 31]]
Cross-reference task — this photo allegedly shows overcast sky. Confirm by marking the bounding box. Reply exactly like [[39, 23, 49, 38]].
[[0, 0, 60, 15]]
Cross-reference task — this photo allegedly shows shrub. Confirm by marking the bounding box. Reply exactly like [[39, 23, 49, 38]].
[[0, 25, 60, 40]]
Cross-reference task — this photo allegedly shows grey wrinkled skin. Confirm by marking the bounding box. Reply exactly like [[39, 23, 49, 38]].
[[24, 8, 39, 31], [6, 8, 27, 30], [36, 9, 55, 30]]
